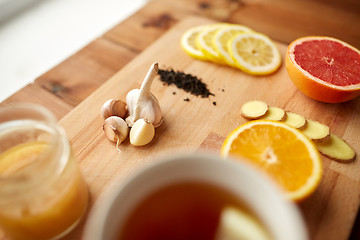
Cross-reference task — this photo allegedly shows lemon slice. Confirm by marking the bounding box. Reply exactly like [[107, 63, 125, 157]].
[[180, 25, 208, 60], [196, 24, 228, 64], [215, 206, 271, 240], [0, 141, 48, 176], [213, 24, 253, 66], [228, 32, 281, 75]]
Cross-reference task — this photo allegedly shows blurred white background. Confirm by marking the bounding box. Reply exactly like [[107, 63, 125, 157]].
[[0, 0, 147, 102]]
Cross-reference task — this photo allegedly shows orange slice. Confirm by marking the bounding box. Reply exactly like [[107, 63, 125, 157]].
[[221, 120, 322, 201]]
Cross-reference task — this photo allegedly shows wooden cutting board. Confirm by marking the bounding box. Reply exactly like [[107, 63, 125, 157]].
[[59, 16, 360, 239]]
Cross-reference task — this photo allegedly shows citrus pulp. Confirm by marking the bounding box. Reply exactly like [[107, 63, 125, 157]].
[[180, 25, 208, 60], [286, 36, 360, 103], [221, 120, 322, 201], [228, 32, 281, 75]]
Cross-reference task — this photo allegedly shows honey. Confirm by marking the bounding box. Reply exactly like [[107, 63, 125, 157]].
[[0, 104, 88, 240]]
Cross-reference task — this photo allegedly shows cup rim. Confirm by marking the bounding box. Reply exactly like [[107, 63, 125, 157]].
[[83, 152, 308, 240]]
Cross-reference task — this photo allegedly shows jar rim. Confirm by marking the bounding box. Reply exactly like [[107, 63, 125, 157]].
[[0, 103, 69, 193], [0, 103, 58, 127]]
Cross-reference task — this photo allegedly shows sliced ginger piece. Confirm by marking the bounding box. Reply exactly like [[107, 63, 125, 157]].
[[241, 100, 268, 119], [262, 106, 287, 121], [301, 120, 330, 143], [315, 134, 356, 163], [283, 112, 307, 130]]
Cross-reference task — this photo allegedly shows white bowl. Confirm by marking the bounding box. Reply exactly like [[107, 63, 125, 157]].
[[83, 153, 308, 240]]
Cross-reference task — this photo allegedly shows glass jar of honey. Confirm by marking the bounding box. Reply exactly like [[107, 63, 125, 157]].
[[0, 104, 89, 240]]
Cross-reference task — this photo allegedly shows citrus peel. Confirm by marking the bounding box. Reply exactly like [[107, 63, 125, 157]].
[[286, 36, 360, 103], [196, 24, 227, 64], [181, 23, 281, 75], [213, 24, 253, 66], [239, 100, 356, 163], [180, 25, 208, 61], [228, 32, 281, 75], [221, 120, 322, 201]]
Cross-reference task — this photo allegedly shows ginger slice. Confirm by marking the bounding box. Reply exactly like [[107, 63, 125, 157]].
[[283, 112, 307, 130], [301, 120, 330, 143], [262, 106, 287, 121], [241, 100, 268, 119], [315, 134, 356, 163]]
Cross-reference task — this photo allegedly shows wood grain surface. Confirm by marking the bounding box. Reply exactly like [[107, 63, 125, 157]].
[[1, 0, 360, 239], [55, 16, 360, 239]]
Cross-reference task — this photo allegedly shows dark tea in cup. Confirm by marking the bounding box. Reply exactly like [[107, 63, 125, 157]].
[[118, 181, 271, 240], [84, 154, 308, 240]]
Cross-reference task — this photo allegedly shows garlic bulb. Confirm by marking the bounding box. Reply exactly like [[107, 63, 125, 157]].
[[129, 119, 155, 146], [103, 116, 129, 151], [126, 62, 163, 128], [100, 99, 127, 120]]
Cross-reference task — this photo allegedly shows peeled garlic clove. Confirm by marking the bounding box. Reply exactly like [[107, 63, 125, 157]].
[[103, 116, 129, 144], [100, 99, 127, 120], [130, 119, 155, 146]]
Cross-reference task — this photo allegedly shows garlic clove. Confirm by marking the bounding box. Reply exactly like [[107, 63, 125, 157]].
[[125, 62, 163, 128], [129, 119, 155, 146], [126, 91, 163, 128], [125, 89, 140, 127], [103, 116, 129, 145], [101, 99, 127, 120], [140, 92, 163, 127]]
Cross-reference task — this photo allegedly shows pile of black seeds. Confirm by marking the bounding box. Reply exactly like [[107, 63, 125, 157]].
[[158, 69, 215, 98]]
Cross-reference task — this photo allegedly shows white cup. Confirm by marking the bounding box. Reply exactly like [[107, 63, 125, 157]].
[[83, 153, 308, 240]]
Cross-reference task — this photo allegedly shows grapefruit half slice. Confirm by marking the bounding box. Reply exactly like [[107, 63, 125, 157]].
[[286, 36, 360, 103]]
